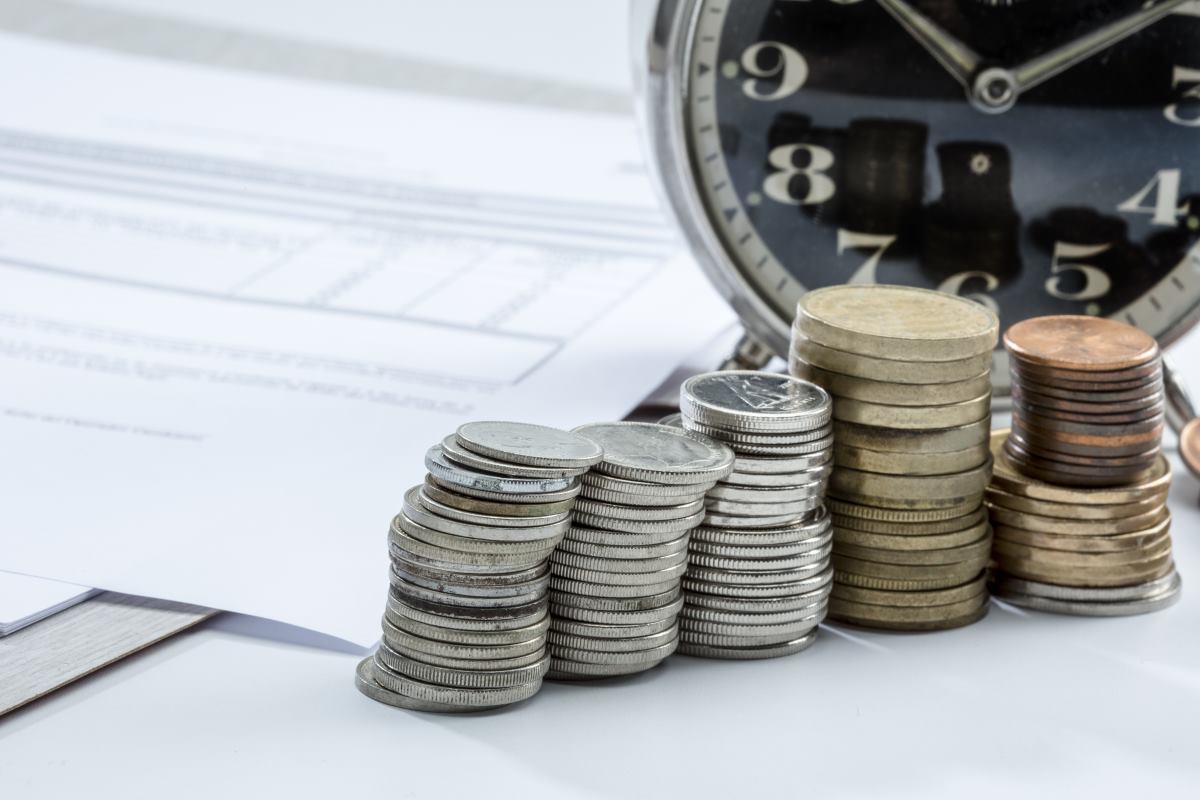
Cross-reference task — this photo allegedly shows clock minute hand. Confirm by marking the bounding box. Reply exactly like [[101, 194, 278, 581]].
[[876, 0, 982, 89], [1008, 0, 1190, 96]]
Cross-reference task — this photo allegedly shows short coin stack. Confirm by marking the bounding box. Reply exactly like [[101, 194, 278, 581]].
[[987, 315, 1181, 615], [676, 371, 835, 659], [789, 284, 998, 631], [546, 422, 734, 680], [1004, 316, 1166, 486], [356, 421, 601, 712]]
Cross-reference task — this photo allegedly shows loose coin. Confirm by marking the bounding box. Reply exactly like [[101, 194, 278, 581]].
[[455, 420, 603, 469], [425, 446, 575, 495], [574, 421, 735, 486], [792, 338, 993, 384]]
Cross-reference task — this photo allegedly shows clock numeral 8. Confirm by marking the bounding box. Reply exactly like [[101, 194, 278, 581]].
[[763, 144, 837, 204]]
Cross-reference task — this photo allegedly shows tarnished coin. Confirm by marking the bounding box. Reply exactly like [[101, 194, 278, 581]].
[[834, 569, 985, 592], [549, 637, 678, 666], [829, 460, 992, 503], [791, 338, 994, 384], [831, 555, 985, 586], [401, 494, 570, 543], [550, 595, 684, 626], [369, 656, 542, 708], [563, 523, 691, 547], [833, 418, 991, 454], [1011, 379, 1164, 408], [549, 586, 681, 612], [411, 486, 569, 529], [1182, 418, 1200, 480], [827, 497, 983, 523], [374, 642, 551, 690], [386, 604, 550, 645], [993, 521, 1171, 554], [705, 494, 823, 517], [455, 420, 603, 469], [550, 614, 679, 640], [684, 580, 833, 614], [574, 421, 735, 485], [1012, 397, 1165, 426], [828, 487, 985, 513], [546, 659, 665, 679], [387, 590, 548, 631], [679, 371, 831, 432], [833, 529, 991, 566], [828, 592, 989, 630], [1011, 360, 1163, 386], [832, 392, 991, 430], [1004, 315, 1159, 372], [987, 504, 1168, 536], [356, 657, 493, 714], [832, 506, 987, 535], [985, 486, 1167, 521], [548, 625, 679, 654], [425, 446, 575, 495], [833, 441, 989, 476], [834, 519, 990, 551], [793, 361, 991, 406], [991, 575, 1181, 617], [830, 572, 987, 607], [988, 570, 1179, 603], [796, 285, 999, 361]]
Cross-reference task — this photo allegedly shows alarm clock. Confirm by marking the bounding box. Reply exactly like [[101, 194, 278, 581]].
[[635, 0, 1200, 391]]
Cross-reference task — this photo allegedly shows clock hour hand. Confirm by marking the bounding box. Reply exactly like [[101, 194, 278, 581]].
[[972, 0, 1191, 113], [876, 0, 982, 90]]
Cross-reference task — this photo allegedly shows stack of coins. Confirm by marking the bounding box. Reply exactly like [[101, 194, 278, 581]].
[[987, 315, 1181, 615], [1004, 316, 1165, 486], [789, 284, 999, 631], [355, 421, 601, 712], [675, 371, 835, 659], [545, 421, 734, 680]]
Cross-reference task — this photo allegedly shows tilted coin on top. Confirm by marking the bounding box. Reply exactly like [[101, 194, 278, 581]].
[[456, 421, 604, 470], [573, 421, 736, 485], [680, 371, 832, 433]]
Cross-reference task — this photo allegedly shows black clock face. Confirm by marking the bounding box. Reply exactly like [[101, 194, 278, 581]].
[[685, 0, 1200, 360]]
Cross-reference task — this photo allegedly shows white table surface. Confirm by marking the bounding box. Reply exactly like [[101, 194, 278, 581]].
[[3, 2, 1200, 796]]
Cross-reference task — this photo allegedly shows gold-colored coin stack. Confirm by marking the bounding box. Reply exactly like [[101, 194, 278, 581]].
[[789, 285, 999, 631], [987, 316, 1182, 615]]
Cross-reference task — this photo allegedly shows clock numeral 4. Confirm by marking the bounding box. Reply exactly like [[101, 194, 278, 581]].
[[1165, 66, 1200, 127], [764, 144, 837, 204], [739, 42, 808, 101], [1045, 242, 1112, 302], [938, 271, 1000, 315], [837, 230, 896, 284], [1117, 168, 1190, 227]]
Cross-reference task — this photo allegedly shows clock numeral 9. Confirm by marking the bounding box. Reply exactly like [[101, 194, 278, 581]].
[[740, 42, 808, 101], [763, 144, 837, 204], [1045, 242, 1113, 302], [1165, 66, 1200, 127]]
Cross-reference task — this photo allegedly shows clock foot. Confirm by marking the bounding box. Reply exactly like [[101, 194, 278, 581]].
[[718, 331, 774, 372]]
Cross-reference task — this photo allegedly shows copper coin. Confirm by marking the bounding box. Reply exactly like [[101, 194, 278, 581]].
[[1008, 364, 1156, 393], [1182, 417, 1200, 481], [1011, 398, 1165, 426], [1013, 415, 1164, 446], [1012, 409, 1165, 438], [1006, 429, 1160, 468], [1003, 445, 1158, 488], [1004, 316, 1160, 372], [1011, 423, 1164, 458], [1012, 380, 1164, 408]]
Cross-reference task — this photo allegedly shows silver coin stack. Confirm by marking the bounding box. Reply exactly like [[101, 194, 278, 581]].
[[355, 421, 602, 712], [675, 371, 835, 659], [546, 421, 735, 680]]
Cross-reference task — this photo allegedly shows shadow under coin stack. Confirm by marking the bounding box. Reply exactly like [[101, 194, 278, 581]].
[[789, 285, 998, 631], [676, 372, 835, 659], [987, 316, 1182, 614], [355, 421, 601, 712], [545, 422, 734, 680]]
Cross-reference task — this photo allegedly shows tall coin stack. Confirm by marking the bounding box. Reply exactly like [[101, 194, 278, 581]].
[[676, 371, 835, 659], [546, 422, 734, 680], [356, 421, 601, 712], [789, 285, 999, 631], [987, 316, 1181, 615]]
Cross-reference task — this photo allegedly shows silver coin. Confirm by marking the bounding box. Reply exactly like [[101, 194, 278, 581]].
[[704, 495, 823, 517], [725, 461, 833, 488], [684, 580, 833, 613], [689, 528, 833, 559], [724, 433, 835, 457], [382, 616, 546, 661], [702, 509, 823, 529], [565, 523, 695, 547], [706, 481, 826, 504], [550, 613, 679, 640], [427, 474, 581, 504], [441, 434, 588, 480], [581, 471, 714, 497], [991, 572, 1181, 617], [390, 572, 547, 609], [374, 642, 552, 690], [574, 421, 735, 485], [402, 493, 570, 543], [676, 630, 819, 660], [573, 496, 705, 521], [421, 478, 576, 517], [686, 557, 831, 587], [385, 606, 550, 645], [425, 446, 575, 494], [550, 560, 688, 587], [679, 599, 827, 626], [550, 548, 689, 575], [690, 509, 830, 546], [413, 486, 569, 529], [549, 586, 682, 613], [392, 516, 559, 558], [682, 566, 834, 598], [734, 451, 832, 474], [389, 525, 556, 569], [548, 625, 679, 654], [572, 508, 705, 535], [579, 485, 709, 508], [548, 636, 678, 665], [356, 657, 490, 713], [387, 591, 548, 631], [658, 412, 683, 427], [391, 564, 550, 599], [989, 569, 1182, 604], [678, 610, 824, 643], [455, 420, 603, 469], [549, 574, 682, 599], [391, 553, 548, 587], [688, 543, 832, 573], [550, 595, 684, 625], [683, 416, 833, 445], [546, 659, 666, 680], [379, 641, 545, 672], [557, 533, 690, 561], [369, 655, 542, 707], [680, 371, 831, 432]]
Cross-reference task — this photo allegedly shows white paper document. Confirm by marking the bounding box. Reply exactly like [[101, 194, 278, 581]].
[[0, 34, 733, 645], [0, 571, 95, 636]]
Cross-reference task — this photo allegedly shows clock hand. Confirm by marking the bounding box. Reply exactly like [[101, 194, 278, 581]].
[[971, 0, 1191, 113], [876, 0, 982, 89]]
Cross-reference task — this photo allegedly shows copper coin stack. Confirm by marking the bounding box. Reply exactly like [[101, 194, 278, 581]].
[[790, 285, 999, 631], [988, 316, 1182, 615], [1005, 316, 1166, 486]]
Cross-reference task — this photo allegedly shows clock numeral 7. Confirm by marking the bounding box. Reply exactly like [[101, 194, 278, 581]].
[[836, 230, 896, 284], [1165, 66, 1200, 127]]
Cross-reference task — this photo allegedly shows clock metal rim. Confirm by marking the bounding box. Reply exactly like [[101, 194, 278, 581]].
[[635, 0, 1200, 390]]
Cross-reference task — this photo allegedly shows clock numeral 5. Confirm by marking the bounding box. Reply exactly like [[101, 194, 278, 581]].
[[740, 42, 808, 101], [1165, 66, 1200, 127], [763, 144, 837, 204], [1045, 242, 1113, 302], [1117, 168, 1190, 227]]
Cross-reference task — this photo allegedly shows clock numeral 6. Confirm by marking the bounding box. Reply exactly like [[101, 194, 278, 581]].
[[763, 144, 837, 204], [740, 42, 808, 101], [1045, 242, 1113, 302], [1165, 66, 1200, 127], [937, 271, 1000, 315]]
